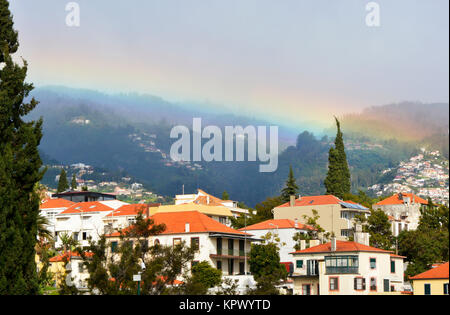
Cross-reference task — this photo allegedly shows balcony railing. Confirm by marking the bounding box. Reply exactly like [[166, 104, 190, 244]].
[[326, 266, 359, 274]]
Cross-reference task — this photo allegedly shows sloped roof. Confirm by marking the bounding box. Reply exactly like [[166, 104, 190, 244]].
[[59, 201, 114, 215], [239, 219, 314, 231], [410, 262, 449, 280], [106, 204, 148, 217], [290, 240, 394, 255], [277, 195, 343, 208], [108, 211, 251, 237], [49, 251, 93, 262], [40, 198, 75, 209], [374, 193, 428, 206], [149, 203, 233, 217]]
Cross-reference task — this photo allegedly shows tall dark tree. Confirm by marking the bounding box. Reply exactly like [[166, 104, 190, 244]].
[[324, 118, 351, 199], [71, 174, 77, 191], [0, 0, 44, 294], [221, 191, 230, 201], [57, 169, 69, 193], [280, 165, 299, 203]]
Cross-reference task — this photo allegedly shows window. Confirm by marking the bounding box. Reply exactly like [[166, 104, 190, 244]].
[[390, 260, 395, 273], [140, 240, 148, 252], [370, 277, 377, 291], [191, 237, 199, 251], [304, 284, 313, 295], [154, 239, 160, 246], [424, 284, 431, 295], [354, 277, 366, 291], [239, 262, 245, 275], [325, 255, 359, 274], [296, 260, 304, 269], [341, 229, 350, 237], [340, 211, 348, 219], [329, 277, 339, 291], [82, 232, 88, 241], [307, 260, 319, 276], [217, 238, 222, 255], [111, 241, 118, 253], [228, 259, 234, 275], [73, 232, 79, 241], [444, 283, 448, 295], [383, 279, 390, 292], [219, 217, 227, 225], [228, 239, 234, 255], [370, 258, 376, 269], [239, 240, 245, 256], [217, 260, 222, 270], [78, 262, 85, 272], [173, 238, 181, 247]]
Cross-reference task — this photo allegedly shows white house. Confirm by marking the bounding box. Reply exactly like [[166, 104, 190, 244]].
[[373, 192, 429, 231], [107, 210, 260, 294], [238, 219, 313, 264], [289, 229, 405, 295], [54, 200, 128, 248]]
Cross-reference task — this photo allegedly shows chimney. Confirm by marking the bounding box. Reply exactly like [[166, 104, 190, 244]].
[[207, 195, 210, 205], [354, 224, 370, 246], [331, 236, 337, 252], [294, 218, 298, 228], [298, 195, 302, 201], [185, 223, 190, 233], [289, 195, 296, 207]]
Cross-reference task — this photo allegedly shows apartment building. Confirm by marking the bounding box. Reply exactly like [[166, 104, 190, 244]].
[[373, 193, 428, 231], [273, 195, 370, 240], [106, 211, 260, 293], [289, 228, 405, 295]]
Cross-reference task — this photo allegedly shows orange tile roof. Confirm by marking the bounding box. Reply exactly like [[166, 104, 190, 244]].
[[277, 195, 343, 208], [108, 211, 251, 237], [106, 204, 148, 217], [40, 198, 75, 209], [238, 219, 314, 231], [374, 193, 428, 206], [290, 240, 394, 255], [49, 251, 93, 262], [410, 262, 449, 280], [59, 201, 114, 214]]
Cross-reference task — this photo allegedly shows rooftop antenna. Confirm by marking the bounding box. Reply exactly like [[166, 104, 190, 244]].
[[182, 184, 185, 195]]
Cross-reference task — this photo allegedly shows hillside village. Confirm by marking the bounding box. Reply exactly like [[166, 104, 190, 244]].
[[368, 148, 449, 205]]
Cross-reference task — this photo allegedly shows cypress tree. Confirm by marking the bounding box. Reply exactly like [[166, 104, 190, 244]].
[[71, 173, 77, 191], [324, 117, 351, 199], [57, 169, 69, 193], [221, 191, 230, 200], [280, 165, 299, 203], [0, 0, 44, 294]]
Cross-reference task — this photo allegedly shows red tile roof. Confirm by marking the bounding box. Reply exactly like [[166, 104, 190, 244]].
[[59, 201, 114, 214], [290, 240, 394, 255], [410, 262, 449, 280], [108, 211, 251, 237], [106, 204, 148, 217], [374, 193, 428, 206], [49, 251, 93, 262], [277, 195, 343, 208], [238, 219, 314, 231], [40, 198, 75, 209]]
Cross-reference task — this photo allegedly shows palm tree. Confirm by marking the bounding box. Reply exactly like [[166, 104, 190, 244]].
[[37, 214, 53, 242]]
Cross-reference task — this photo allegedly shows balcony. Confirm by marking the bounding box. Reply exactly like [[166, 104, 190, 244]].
[[325, 255, 359, 275], [326, 266, 359, 274]]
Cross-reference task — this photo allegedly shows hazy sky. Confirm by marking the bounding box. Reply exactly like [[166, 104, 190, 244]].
[[9, 0, 449, 128]]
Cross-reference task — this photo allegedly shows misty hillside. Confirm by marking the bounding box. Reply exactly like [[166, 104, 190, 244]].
[[26, 87, 438, 206]]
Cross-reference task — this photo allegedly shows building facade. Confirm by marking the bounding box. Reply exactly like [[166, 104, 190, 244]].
[[273, 195, 370, 241]]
